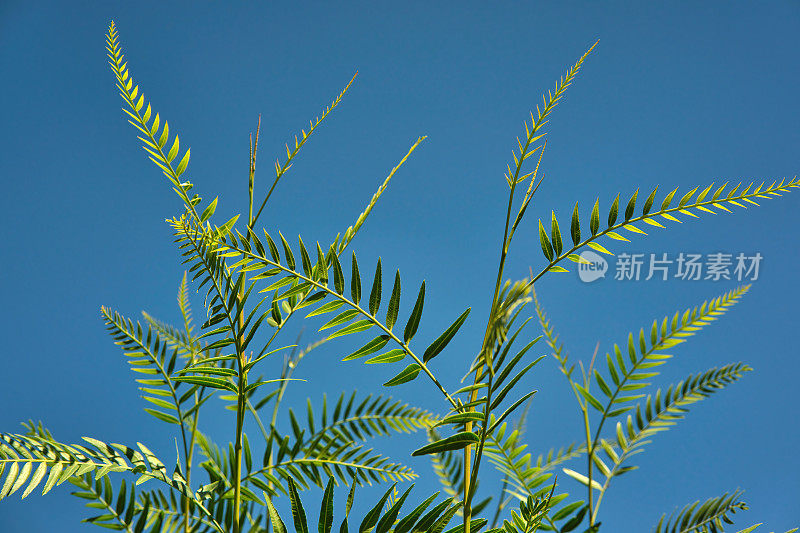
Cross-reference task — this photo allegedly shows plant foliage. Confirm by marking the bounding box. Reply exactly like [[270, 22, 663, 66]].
[[1, 21, 797, 533]]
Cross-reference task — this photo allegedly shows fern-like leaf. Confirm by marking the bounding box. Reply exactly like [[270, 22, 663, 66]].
[[102, 306, 200, 428], [655, 490, 749, 533], [106, 22, 207, 223], [181, 220, 464, 408], [594, 364, 751, 496], [533, 179, 800, 279], [589, 285, 750, 429], [0, 431, 222, 531]]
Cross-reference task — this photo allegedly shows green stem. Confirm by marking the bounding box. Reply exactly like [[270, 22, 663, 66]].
[[232, 375, 245, 533], [464, 134, 530, 531], [233, 265, 248, 533], [582, 402, 594, 526], [464, 372, 494, 519]]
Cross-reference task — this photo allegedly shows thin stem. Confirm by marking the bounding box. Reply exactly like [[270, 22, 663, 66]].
[[234, 124, 259, 533], [464, 139, 527, 532], [582, 401, 594, 525], [183, 339, 201, 533], [232, 289, 248, 533], [232, 373, 245, 533], [248, 115, 261, 227], [183, 401, 200, 533], [464, 372, 493, 519], [250, 73, 357, 230]]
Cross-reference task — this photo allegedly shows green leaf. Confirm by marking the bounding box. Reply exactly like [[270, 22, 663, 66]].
[[586, 241, 613, 255], [350, 252, 361, 305], [307, 300, 344, 318], [175, 148, 190, 177], [320, 309, 359, 331], [412, 431, 480, 456], [642, 186, 658, 215], [403, 282, 426, 343], [167, 136, 180, 163], [386, 271, 401, 331], [366, 349, 405, 364], [171, 375, 237, 392], [608, 194, 619, 227], [571, 202, 581, 246], [200, 197, 218, 223], [538, 220, 554, 261], [340, 480, 356, 533], [329, 319, 373, 340], [331, 252, 345, 295], [661, 187, 678, 210], [590, 199, 600, 235], [384, 364, 422, 386], [562, 468, 603, 491], [594, 370, 613, 398], [265, 495, 288, 533], [625, 188, 639, 221], [434, 412, 485, 427], [369, 259, 382, 315], [299, 237, 313, 276], [288, 477, 309, 533], [21, 463, 46, 499], [343, 335, 391, 361], [217, 214, 240, 237], [158, 121, 169, 148], [359, 485, 396, 533], [551, 211, 563, 256], [560, 504, 588, 532], [575, 384, 604, 412], [423, 308, 470, 363], [280, 232, 296, 270], [319, 477, 335, 533]]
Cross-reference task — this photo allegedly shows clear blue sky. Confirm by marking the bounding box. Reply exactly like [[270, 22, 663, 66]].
[[1, 1, 798, 531]]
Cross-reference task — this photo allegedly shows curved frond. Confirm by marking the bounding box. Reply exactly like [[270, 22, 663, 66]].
[[596, 364, 751, 495], [503, 41, 597, 193], [297, 392, 435, 451], [337, 137, 426, 253], [655, 490, 749, 533], [586, 285, 750, 431], [533, 288, 574, 383], [532, 179, 800, 280], [142, 273, 202, 361], [106, 22, 204, 222], [173, 216, 466, 408], [101, 306, 198, 429], [245, 435, 418, 495], [0, 430, 221, 531]]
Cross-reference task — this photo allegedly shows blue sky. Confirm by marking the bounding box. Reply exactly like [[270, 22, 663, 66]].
[[1, 1, 798, 531]]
